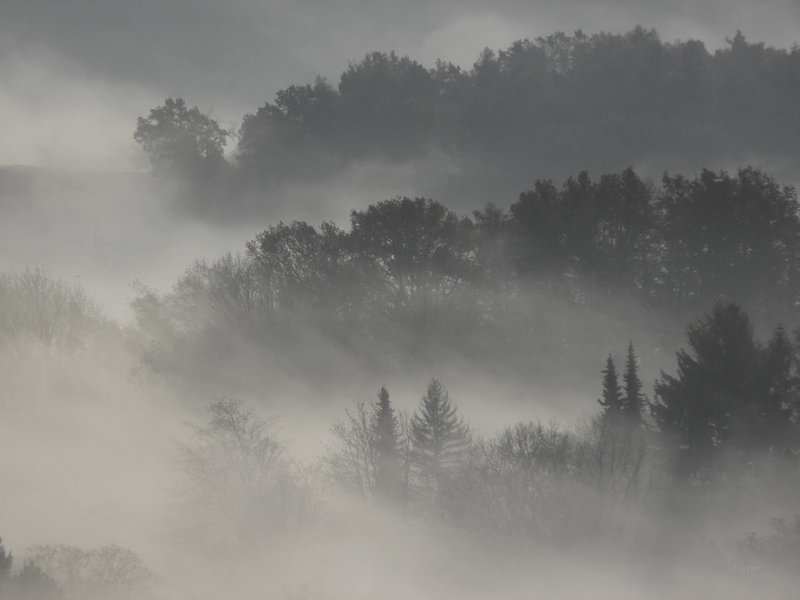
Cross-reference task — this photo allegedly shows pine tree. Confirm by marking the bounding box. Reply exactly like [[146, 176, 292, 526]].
[[598, 355, 623, 419], [411, 379, 470, 495], [371, 387, 405, 505], [593, 353, 648, 496], [622, 342, 645, 424]]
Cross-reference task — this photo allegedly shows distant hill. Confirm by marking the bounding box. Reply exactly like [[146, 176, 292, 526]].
[[133, 28, 800, 215]]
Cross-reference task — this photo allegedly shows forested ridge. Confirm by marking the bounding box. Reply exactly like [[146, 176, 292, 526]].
[[131, 166, 800, 382], [134, 27, 800, 211]]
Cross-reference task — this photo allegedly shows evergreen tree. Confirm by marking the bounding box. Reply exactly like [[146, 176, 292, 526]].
[[598, 355, 623, 419], [622, 342, 646, 424], [652, 302, 760, 483], [591, 346, 649, 499], [373, 387, 398, 460], [371, 387, 405, 505], [411, 379, 470, 495]]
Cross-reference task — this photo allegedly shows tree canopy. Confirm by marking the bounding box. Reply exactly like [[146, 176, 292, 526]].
[[651, 302, 800, 486], [134, 98, 229, 178], [135, 28, 800, 208]]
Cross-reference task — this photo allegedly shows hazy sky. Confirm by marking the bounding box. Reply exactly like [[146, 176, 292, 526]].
[[1, 0, 798, 171]]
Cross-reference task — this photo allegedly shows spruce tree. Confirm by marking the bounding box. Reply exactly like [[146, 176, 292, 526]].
[[371, 386, 404, 504], [411, 379, 470, 494], [652, 302, 760, 482], [598, 355, 623, 419], [622, 342, 645, 424]]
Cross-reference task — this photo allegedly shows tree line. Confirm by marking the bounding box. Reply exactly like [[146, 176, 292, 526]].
[[156, 301, 800, 549], [131, 166, 800, 382], [3, 277, 800, 589], [134, 28, 800, 207], [330, 302, 800, 515], [0, 538, 155, 600]]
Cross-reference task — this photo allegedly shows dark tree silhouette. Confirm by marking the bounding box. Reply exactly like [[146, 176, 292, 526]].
[[372, 386, 405, 506], [130, 167, 800, 388], [656, 168, 800, 318], [652, 303, 760, 483], [336, 51, 437, 157], [348, 197, 477, 356], [328, 391, 412, 505], [598, 355, 623, 419], [237, 77, 340, 183], [587, 346, 650, 500], [134, 98, 229, 178], [622, 342, 646, 424], [411, 379, 470, 499], [154, 27, 797, 202], [246, 220, 350, 315], [755, 326, 798, 458]]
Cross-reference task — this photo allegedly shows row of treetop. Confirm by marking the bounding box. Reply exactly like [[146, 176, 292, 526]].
[[134, 27, 800, 198], [133, 166, 800, 367], [336, 301, 800, 516]]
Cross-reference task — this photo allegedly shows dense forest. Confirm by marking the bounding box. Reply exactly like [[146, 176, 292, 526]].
[[3, 22, 800, 600], [129, 166, 800, 388], [134, 27, 800, 212]]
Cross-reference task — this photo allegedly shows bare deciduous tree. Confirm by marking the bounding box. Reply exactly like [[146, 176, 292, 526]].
[[25, 544, 155, 600], [327, 393, 412, 505], [179, 398, 311, 543], [0, 269, 107, 352]]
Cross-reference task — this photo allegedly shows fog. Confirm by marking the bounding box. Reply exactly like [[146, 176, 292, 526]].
[[2, 2, 800, 600]]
